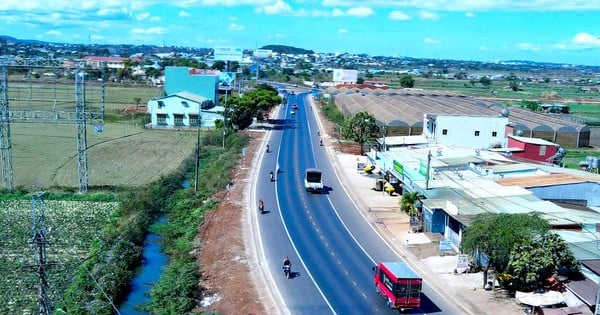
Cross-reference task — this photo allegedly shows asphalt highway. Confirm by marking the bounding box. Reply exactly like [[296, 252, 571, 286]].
[[255, 89, 461, 314]]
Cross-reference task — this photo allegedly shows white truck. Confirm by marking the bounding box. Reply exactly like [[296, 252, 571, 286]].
[[304, 168, 323, 193]]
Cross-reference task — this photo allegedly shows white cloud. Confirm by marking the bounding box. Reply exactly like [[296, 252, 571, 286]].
[[572, 32, 600, 47], [136, 12, 150, 21], [131, 27, 169, 35], [332, 8, 345, 16], [179, 10, 191, 17], [228, 23, 245, 31], [256, 0, 292, 15], [339, 28, 348, 34], [424, 37, 439, 44], [419, 11, 438, 20], [388, 10, 410, 21], [516, 42, 541, 51], [46, 30, 63, 36], [90, 34, 105, 40], [346, 7, 374, 17], [267, 33, 287, 39], [317, 0, 600, 11], [465, 12, 475, 18]]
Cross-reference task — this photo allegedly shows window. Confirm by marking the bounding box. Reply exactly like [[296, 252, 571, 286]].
[[181, 101, 189, 107], [474, 131, 480, 136], [539, 145, 547, 156], [492, 131, 497, 137], [157, 100, 165, 108], [157, 113, 167, 125], [442, 129, 448, 135], [174, 114, 184, 126], [189, 114, 200, 126]]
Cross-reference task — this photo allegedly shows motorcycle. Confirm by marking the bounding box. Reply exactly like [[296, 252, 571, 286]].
[[258, 200, 265, 214], [266, 144, 270, 153], [282, 265, 291, 279], [269, 171, 274, 182]]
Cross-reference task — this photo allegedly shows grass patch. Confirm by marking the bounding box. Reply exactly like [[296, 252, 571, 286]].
[[10, 122, 197, 189]]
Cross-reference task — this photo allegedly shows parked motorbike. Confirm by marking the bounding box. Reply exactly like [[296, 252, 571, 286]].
[[283, 265, 291, 279]]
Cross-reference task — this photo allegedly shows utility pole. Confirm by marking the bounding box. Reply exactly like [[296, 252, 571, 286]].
[[425, 150, 432, 190], [194, 110, 201, 191]]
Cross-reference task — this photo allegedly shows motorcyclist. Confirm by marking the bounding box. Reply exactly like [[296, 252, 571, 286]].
[[258, 199, 264, 212], [269, 171, 274, 181], [266, 144, 270, 153], [283, 257, 291, 269], [319, 138, 323, 146]]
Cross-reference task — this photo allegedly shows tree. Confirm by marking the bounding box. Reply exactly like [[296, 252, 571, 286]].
[[460, 213, 550, 288], [479, 76, 491, 87], [226, 85, 281, 129], [211, 61, 226, 71], [356, 77, 365, 84], [399, 74, 415, 88], [521, 100, 540, 112], [400, 192, 421, 217], [342, 111, 379, 154], [507, 233, 579, 291], [134, 97, 142, 110], [509, 80, 520, 91]]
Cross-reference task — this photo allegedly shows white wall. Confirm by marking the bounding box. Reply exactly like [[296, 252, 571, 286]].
[[425, 115, 508, 149]]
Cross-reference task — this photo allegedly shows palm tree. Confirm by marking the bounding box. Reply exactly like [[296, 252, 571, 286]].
[[401, 191, 423, 232]]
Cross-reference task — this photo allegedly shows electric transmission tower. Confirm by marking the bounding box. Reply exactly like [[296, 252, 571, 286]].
[[75, 63, 89, 192], [0, 61, 14, 190], [30, 192, 54, 314], [0, 58, 104, 192]]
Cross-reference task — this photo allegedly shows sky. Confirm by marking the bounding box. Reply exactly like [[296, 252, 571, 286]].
[[1, 1, 600, 66]]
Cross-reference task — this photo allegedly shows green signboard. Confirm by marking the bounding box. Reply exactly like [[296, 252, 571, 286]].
[[393, 160, 403, 175], [419, 160, 427, 176]]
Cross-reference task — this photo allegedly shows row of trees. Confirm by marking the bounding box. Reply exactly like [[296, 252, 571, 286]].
[[223, 84, 282, 130]]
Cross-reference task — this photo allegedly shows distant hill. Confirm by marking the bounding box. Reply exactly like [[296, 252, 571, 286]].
[[260, 45, 314, 55]]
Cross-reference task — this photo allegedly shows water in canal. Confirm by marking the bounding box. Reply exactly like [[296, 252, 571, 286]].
[[118, 232, 167, 314]]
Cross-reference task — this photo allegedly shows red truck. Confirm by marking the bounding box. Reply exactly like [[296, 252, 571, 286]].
[[373, 261, 422, 310]]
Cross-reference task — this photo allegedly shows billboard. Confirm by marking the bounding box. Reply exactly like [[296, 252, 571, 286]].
[[219, 72, 236, 87], [332, 69, 358, 83], [253, 49, 272, 59], [214, 46, 243, 62]]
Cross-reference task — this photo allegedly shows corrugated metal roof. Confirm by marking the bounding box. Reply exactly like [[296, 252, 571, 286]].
[[333, 88, 590, 137], [498, 173, 600, 188], [509, 135, 560, 146], [173, 91, 209, 104]]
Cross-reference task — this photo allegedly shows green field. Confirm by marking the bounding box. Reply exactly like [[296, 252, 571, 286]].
[[0, 199, 118, 313], [10, 122, 197, 190]]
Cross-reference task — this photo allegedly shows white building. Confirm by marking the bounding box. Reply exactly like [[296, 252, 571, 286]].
[[423, 114, 508, 149], [146, 91, 224, 129]]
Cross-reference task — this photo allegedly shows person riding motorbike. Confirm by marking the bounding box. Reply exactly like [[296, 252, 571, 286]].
[[319, 138, 323, 146], [266, 144, 270, 153], [258, 199, 265, 213], [282, 256, 292, 278], [269, 171, 274, 181]]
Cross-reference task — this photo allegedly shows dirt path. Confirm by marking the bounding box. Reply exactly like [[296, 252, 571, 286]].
[[195, 130, 267, 314]]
